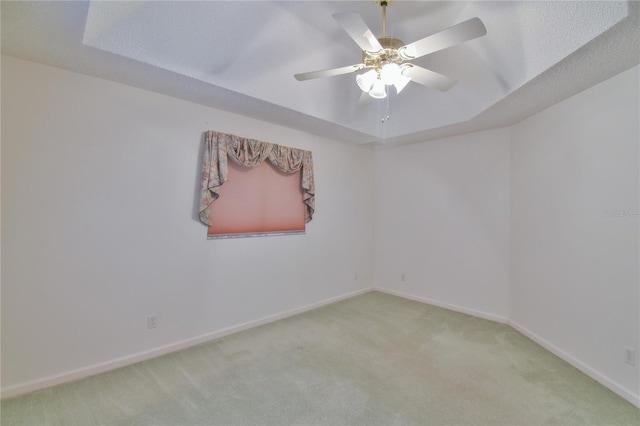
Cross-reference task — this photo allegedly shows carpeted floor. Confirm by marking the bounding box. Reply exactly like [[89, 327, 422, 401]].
[[2, 291, 639, 425]]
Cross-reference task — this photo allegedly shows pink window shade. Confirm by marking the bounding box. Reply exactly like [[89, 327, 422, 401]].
[[207, 160, 305, 237]]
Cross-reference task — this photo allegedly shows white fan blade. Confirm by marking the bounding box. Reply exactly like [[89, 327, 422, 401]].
[[398, 17, 487, 60], [402, 65, 458, 92], [333, 12, 384, 55], [295, 64, 365, 81]]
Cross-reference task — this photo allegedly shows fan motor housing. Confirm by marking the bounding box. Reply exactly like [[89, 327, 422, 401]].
[[363, 37, 405, 68]]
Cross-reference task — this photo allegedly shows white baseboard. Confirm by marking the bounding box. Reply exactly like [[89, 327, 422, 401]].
[[5, 286, 638, 409], [1, 287, 373, 400], [509, 320, 640, 409], [375, 287, 509, 324], [375, 287, 639, 408]]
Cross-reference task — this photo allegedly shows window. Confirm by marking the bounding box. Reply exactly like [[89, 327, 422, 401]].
[[208, 160, 305, 237], [199, 131, 315, 239]]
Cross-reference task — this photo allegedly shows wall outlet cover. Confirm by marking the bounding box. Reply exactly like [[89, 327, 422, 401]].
[[625, 347, 635, 366], [148, 314, 158, 329]]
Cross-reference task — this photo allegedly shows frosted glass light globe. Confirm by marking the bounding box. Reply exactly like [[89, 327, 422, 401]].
[[380, 63, 401, 86], [369, 79, 387, 99], [356, 69, 377, 92]]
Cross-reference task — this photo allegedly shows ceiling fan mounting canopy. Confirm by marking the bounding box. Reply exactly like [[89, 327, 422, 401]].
[[294, 1, 487, 100]]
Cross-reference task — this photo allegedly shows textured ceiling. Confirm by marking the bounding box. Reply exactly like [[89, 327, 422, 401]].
[[2, 1, 639, 146]]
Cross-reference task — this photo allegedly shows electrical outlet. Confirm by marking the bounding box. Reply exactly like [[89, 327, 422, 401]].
[[625, 347, 636, 366], [148, 314, 158, 329], [354, 272, 358, 281], [401, 273, 406, 282]]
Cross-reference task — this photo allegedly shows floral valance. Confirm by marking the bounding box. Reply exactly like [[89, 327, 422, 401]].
[[199, 131, 315, 226]]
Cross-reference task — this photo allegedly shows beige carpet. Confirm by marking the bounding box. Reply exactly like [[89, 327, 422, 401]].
[[2, 291, 639, 425]]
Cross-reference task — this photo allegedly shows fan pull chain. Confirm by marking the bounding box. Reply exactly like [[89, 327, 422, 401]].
[[381, 87, 390, 123]]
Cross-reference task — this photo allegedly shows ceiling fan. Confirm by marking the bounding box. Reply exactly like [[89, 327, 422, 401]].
[[294, 0, 487, 100]]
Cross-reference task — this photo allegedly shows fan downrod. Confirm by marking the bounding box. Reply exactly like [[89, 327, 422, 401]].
[[377, 0, 389, 37]]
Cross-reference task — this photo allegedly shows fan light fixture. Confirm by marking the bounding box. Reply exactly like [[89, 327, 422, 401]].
[[356, 63, 411, 99]]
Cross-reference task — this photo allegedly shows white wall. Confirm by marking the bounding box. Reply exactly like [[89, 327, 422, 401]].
[[373, 128, 511, 321], [373, 66, 639, 405], [2, 54, 638, 406], [1, 56, 375, 393], [510, 65, 639, 402]]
